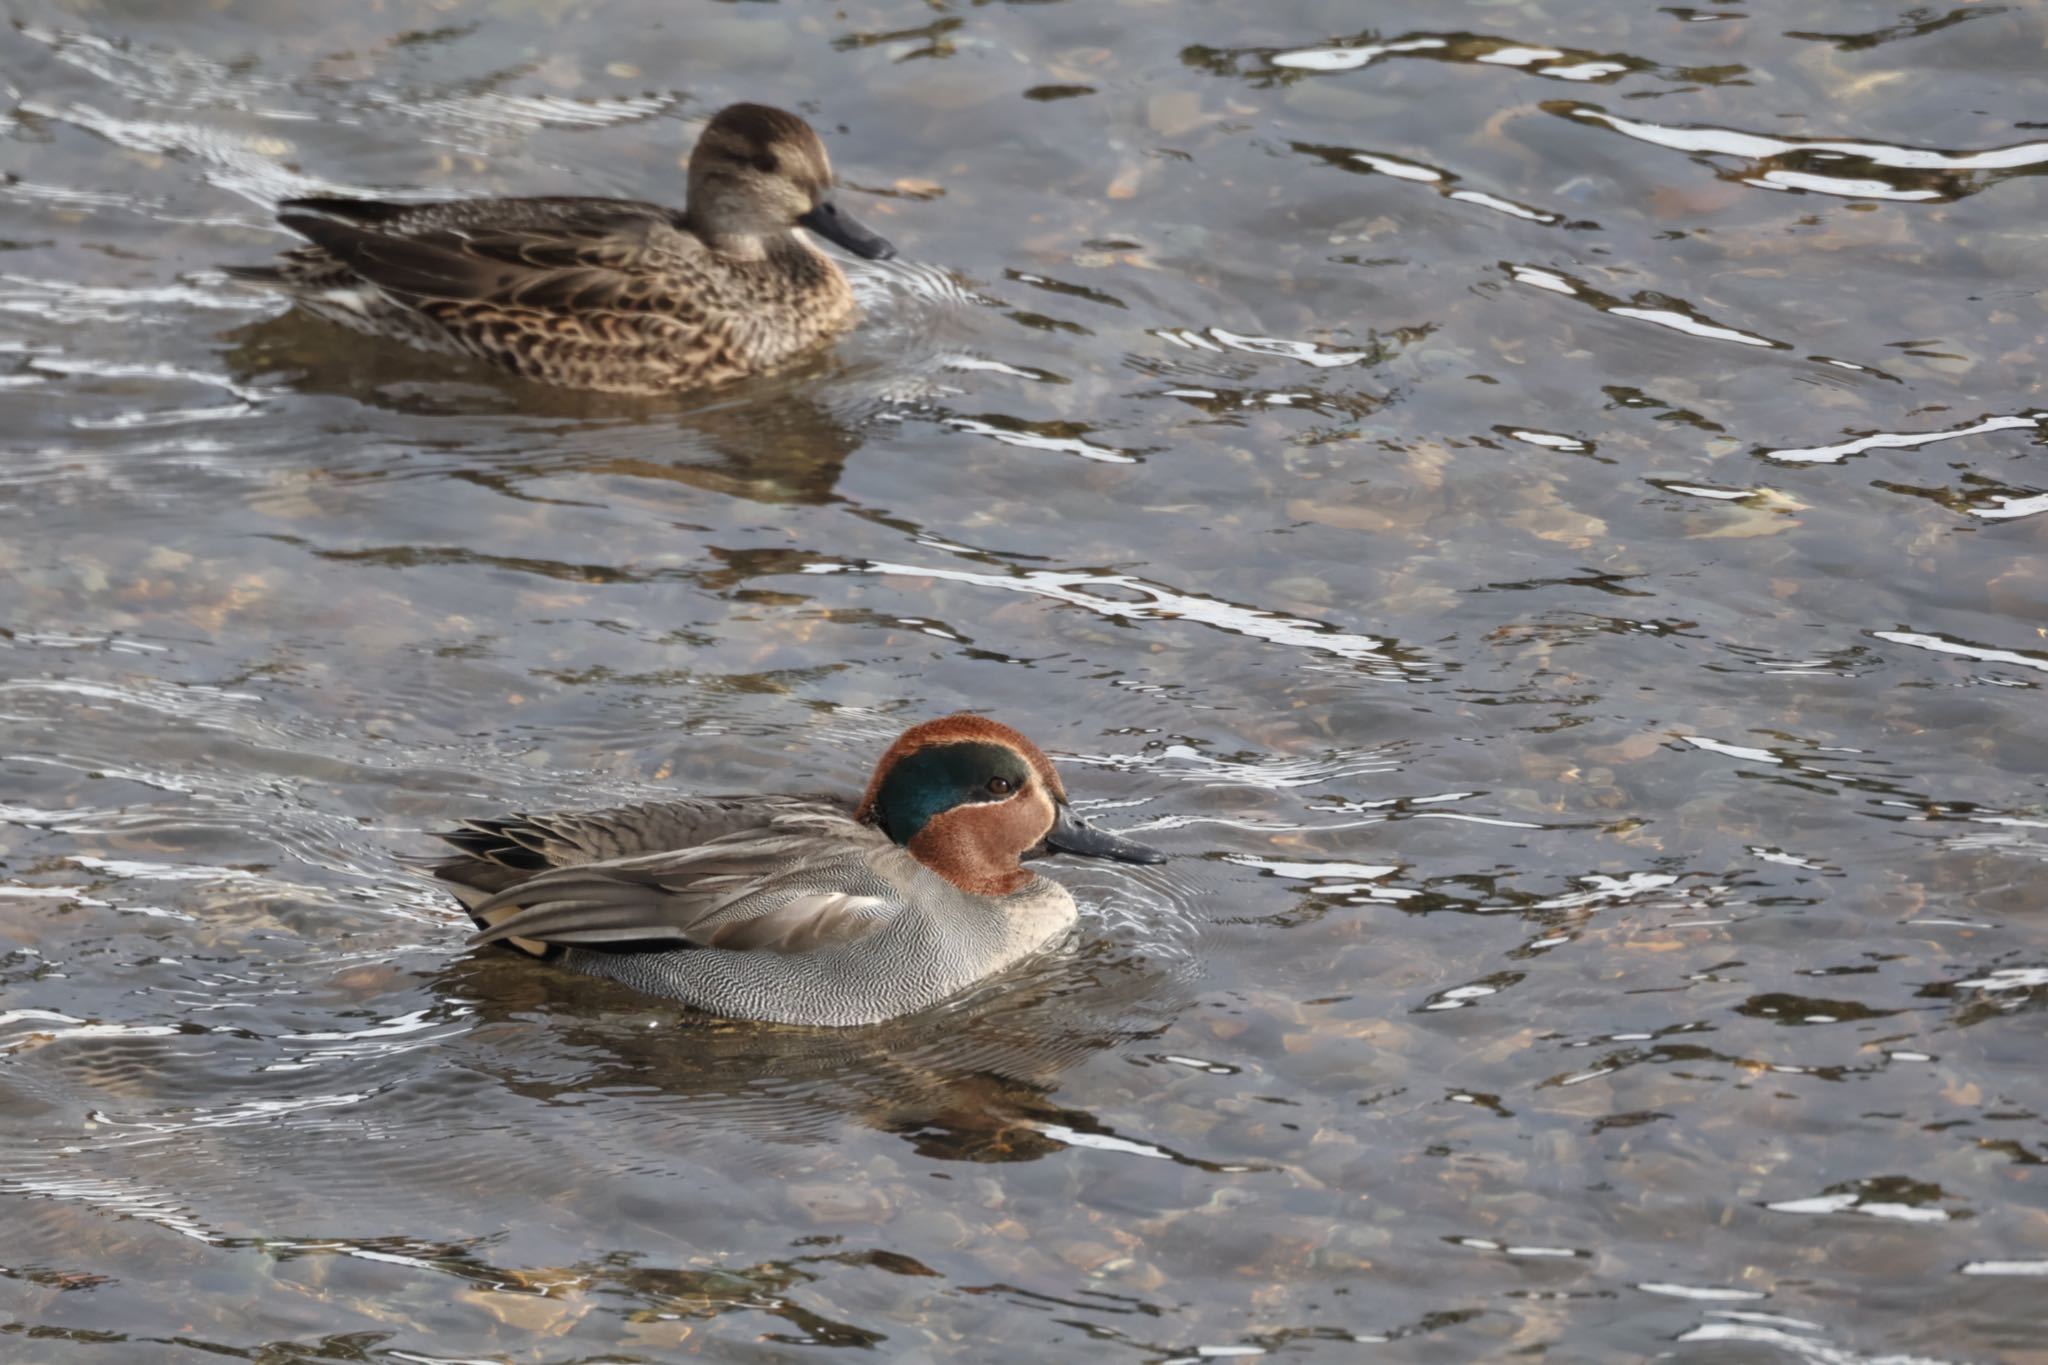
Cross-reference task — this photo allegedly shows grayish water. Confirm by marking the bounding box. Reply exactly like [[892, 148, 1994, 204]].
[[2, 1, 2045, 1360]]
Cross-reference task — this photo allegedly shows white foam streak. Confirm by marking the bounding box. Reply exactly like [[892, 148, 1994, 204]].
[[1747, 170, 1944, 201], [1207, 328, 1365, 368], [944, 418, 1134, 464], [1505, 428, 1588, 451], [800, 561, 1405, 668], [1767, 1192, 1952, 1223], [1271, 39, 1447, 71], [1352, 152, 1442, 183], [1684, 735, 1782, 764], [1448, 189, 1558, 222], [1227, 855, 1400, 882], [1874, 631, 2048, 675], [1511, 266, 1578, 294], [1477, 47, 1564, 67], [1951, 968, 2048, 991], [1762, 413, 2041, 465], [1976, 491, 2048, 519], [1572, 106, 2048, 174], [1677, 1320, 1953, 1364], [1607, 306, 1776, 347], [1535, 873, 1679, 910], [1035, 1124, 1173, 1159]]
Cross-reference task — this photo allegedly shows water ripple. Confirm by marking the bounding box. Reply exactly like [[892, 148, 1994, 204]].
[[1193, 31, 1647, 86], [1873, 630, 2048, 678], [22, 22, 293, 115], [1759, 410, 2042, 467], [1505, 264, 1792, 352], [20, 99, 376, 207], [1292, 141, 1569, 226], [799, 557, 1427, 677], [1556, 101, 2048, 203]]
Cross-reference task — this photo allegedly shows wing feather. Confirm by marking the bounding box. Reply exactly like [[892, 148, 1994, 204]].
[[423, 797, 901, 957], [468, 843, 898, 955], [276, 198, 704, 311]]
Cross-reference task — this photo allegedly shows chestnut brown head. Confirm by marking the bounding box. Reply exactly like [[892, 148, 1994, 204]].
[[856, 715, 1164, 896]]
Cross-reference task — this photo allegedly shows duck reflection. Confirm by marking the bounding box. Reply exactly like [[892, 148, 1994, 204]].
[[218, 309, 871, 505], [429, 937, 1196, 1165]]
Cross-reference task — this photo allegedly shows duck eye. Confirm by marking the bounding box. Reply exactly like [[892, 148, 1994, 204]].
[[987, 776, 1014, 796], [752, 151, 779, 175]]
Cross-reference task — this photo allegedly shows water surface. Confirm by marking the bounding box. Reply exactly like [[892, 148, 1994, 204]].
[[2, 2, 2045, 1361]]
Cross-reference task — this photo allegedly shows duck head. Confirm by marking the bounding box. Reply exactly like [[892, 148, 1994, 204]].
[[856, 714, 1166, 896], [687, 102, 896, 261]]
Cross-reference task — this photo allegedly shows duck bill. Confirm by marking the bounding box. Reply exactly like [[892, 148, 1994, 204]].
[[1045, 802, 1166, 866], [798, 200, 896, 260]]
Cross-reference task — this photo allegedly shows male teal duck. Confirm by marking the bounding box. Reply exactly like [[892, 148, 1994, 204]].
[[225, 103, 895, 394], [419, 715, 1166, 1026]]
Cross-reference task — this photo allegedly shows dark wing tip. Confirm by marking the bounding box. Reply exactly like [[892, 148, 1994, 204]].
[[425, 817, 582, 874], [273, 209, 485, 300], [277, 196, 414, 225]]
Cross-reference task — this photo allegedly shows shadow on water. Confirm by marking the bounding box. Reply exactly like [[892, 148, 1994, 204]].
[[217, 310, 871, 506], [0, 879, 1209, 1347], [433, 935, 1212, 1166], [206, 255, 995, 511]]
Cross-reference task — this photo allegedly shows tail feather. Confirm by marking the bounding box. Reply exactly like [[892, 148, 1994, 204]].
[[277, 196, 420, 226], [276, 210, 490, 300], [397, 847, 555, 957], [224, 198, 438, 293], [220, 262, 289, 286]]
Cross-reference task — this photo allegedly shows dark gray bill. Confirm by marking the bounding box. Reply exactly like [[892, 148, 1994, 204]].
[[1045, 802, 1167, 865], [798, 200, 895, 260]]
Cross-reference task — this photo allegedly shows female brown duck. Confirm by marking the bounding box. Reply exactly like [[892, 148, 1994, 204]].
[[226, 103, 895, 394]]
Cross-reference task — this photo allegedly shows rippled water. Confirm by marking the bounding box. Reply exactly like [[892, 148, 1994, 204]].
[[2, 2, 2045, 1361]]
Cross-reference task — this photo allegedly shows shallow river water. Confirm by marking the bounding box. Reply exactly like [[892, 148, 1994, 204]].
[[2, 2, 2045, 1361]]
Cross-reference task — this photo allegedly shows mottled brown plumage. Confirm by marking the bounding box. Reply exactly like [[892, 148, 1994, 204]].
[[224, 103, 895, 394]]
